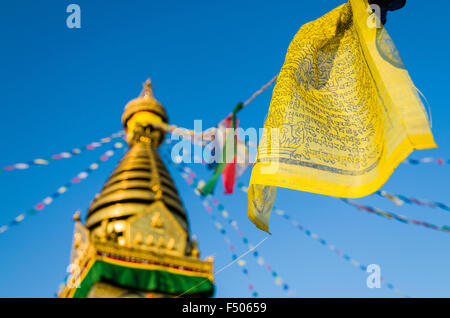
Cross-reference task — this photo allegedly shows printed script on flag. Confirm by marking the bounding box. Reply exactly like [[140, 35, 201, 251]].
[[248, 0, 436, 232]]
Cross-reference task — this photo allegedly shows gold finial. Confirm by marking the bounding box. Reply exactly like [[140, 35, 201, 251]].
[[143, 78, 153, 97], [121, 78, 169, 136]]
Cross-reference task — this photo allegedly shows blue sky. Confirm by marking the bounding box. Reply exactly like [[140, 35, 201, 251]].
[[0, 0, 449, 297]]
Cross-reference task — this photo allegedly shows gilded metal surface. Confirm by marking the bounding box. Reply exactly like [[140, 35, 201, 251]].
[[88, 189, 186, 221], [86, 203, 148, 228], [121, 80, 168, 127], [94, 239, 213, 274], [87, 140, 188, 227], [60, 219, 214, 298], [62, 80, 213, 298], [125, 201, 187, 256]]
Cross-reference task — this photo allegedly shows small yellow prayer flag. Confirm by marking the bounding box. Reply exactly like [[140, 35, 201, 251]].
[[248, 0, 436, 233]]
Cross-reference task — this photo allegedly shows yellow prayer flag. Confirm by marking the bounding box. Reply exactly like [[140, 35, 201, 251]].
[[248, 0, 436, 233]]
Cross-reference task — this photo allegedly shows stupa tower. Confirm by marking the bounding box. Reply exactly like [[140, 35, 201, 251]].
[[59, 80, 214, 298]]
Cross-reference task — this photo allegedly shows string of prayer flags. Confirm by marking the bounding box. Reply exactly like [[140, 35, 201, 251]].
[[179, 169, 289, 296], [233, 181, 407, 297], [166, 155, 258, 296], [163, 150, 293, 296], [201, 103, 243, 196], [222, 159, 236, 194], [248, 0, 436, 233], [0, 142, 123, 236], [274, 208, 407, 297], [341, 198, 450, 234], [0, 131, 124, 174], [180, 135, 250, 194], [207, 194, 293, 295], [238, 178, 450, 233], [221, 116, 238, 194], [197, 74, 277, 191], [403, 157, 449, 165], [156, 75, 276, 146], [375, 190, 404, 206], [375, 190, 450, 211], [241, 76, 277, 108], [206, 147, 218, 171], [198, 199, 259, 297], [235, 140, 251, 179]]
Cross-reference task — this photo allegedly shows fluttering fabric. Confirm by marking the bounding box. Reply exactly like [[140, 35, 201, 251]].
[[201, 104, 241, 196], [220, 117, 252, 193], [248, 0, 436, 232], [222, 117, 237, 194], [64, 260, 214, 298]]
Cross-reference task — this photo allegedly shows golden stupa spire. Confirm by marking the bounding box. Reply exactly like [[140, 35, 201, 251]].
[[59, 80, 214, 298], [121, 78, 168, 147]]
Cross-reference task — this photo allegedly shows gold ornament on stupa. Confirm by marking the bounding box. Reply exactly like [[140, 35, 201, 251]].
[[59, 79, 214, 298]]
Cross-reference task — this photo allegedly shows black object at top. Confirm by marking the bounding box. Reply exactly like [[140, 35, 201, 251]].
[[368, 0, 406, 25]]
